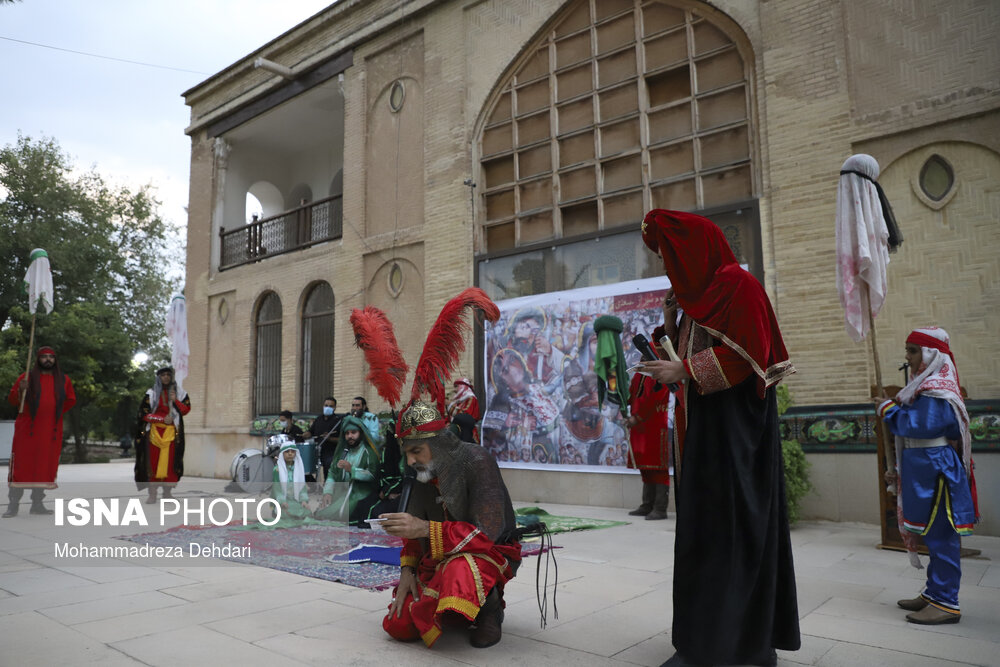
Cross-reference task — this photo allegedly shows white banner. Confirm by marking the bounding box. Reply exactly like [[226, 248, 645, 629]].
[[483, 276, 670, 471]]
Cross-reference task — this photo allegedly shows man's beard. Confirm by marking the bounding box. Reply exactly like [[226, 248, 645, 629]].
[[40, 360, 55, 369], [412, 461, 436, 483]]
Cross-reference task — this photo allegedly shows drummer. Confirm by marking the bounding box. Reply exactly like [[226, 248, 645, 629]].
[[304, 397, 345, 479], [278, 410, 305, 443]]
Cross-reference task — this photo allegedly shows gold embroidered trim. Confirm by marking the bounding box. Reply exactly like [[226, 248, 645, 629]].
[[421, 624, 441, 647], [438, 595, 481, 620], [467, 554, 486, 604], [429, 521, 444, 561], [446, 527, 481, 556], [697, 324, 796, 387]]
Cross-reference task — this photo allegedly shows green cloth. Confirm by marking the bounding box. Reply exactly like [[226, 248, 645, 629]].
[[593, 315, 629, 415], [315, 416, 379, 522], [269, 465, 311, 524], [514, 506, 628, 533]]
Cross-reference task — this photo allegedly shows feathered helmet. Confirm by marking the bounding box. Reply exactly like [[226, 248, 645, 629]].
[[349, 288, 500, 443]]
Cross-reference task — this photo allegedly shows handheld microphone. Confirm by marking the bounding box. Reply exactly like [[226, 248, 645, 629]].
[[632, 334, 679, 392], [397, 468, 416, 514]]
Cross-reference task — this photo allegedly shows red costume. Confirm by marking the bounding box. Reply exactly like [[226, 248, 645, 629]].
[[641, 209, 799, 665], [627, 372, 671, 485], [139, 391, 191, 483], [7, 347, 75, 489], [383, 490, 521, 647], [134, 368, 191, 490]]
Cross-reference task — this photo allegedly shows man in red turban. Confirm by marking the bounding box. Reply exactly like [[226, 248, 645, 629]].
[[639, 209, 800, 666], [5, 346, 76, 517]]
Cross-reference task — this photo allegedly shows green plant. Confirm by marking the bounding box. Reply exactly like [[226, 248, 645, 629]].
[[776, 384, 813, 524]]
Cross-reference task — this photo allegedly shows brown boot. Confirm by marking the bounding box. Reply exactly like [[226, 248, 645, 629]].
[[470, 588, 503, 648], [906, 604, 960, 625], [897, 596, 928, 611]]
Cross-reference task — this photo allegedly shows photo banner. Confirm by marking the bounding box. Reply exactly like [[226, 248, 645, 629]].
[[482, 276, 670, 471]]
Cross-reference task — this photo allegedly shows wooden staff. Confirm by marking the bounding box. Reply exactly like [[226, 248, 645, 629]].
[[865, 285, 885, 399], [17, 313, 37, 414]]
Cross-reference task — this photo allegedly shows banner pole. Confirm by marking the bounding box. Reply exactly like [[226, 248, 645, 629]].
[[18, 313, 37, 413]]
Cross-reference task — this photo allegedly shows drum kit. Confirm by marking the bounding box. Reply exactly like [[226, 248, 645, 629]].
[[229, 434, 324, 494]]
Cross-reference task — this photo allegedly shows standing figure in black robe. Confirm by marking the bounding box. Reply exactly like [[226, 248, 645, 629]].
[[639, 209, 800, 667]]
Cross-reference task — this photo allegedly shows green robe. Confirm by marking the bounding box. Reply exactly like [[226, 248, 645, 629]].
[[271, 464, 311, 521], [314, 441, 378, 523]]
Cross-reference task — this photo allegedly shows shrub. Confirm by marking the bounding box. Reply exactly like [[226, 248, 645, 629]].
[[777, 384, 813, 524]]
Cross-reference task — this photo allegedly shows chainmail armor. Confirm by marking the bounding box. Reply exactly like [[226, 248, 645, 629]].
[[406, 429, 516, 543]]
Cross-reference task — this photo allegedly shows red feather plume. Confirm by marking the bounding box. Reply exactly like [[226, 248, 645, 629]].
[[350, 306, 409, 407], [410, 287, 500, 413]]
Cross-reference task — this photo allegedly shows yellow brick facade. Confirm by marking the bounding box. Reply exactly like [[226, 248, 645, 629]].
[[181, 0, 999, 529]]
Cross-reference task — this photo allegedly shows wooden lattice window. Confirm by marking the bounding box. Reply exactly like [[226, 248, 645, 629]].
[[478, 0, 753, 252]]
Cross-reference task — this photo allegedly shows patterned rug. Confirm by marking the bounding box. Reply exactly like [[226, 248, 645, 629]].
[[119, 521, 551, 591]]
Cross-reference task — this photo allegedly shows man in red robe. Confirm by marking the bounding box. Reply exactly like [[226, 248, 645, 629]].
[[626, 343, 672, 520], [5, 346, 76, 517], [380, 400, 521, 649], [134, 367, 191, 503]]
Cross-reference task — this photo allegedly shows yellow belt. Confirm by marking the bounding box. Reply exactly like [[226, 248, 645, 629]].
[[150, 424, 177, 479]]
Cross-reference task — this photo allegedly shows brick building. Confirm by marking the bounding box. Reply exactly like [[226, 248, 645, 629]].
[[181, 0, 1000, 532]]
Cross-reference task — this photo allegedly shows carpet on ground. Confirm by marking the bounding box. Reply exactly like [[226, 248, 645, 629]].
[[515, 506, 628, 533], [119, 521, 551, 591]]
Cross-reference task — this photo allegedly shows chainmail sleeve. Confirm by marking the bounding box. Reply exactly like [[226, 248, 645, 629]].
[[432, 432, 516, 542]]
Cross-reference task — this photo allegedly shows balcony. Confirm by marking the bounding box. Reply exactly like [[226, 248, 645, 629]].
[[219, 195, 343, 270]]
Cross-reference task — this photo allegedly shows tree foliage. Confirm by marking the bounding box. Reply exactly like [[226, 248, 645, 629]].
[[0, 134, 181, 458]]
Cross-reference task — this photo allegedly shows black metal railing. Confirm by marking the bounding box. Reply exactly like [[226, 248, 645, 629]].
[[219, 194, 343, 270]]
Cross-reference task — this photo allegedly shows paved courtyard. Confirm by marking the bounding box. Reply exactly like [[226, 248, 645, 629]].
[[1, 462, 997, 666]]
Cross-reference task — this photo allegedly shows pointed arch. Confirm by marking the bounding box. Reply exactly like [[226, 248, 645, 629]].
[[474, 0, 758, 258]]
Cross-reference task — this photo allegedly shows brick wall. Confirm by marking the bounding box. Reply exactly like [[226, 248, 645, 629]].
[[181, 0, 1000, 483]]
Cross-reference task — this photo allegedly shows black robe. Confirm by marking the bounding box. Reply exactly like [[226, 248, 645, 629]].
[[672, 377, 800, 664]]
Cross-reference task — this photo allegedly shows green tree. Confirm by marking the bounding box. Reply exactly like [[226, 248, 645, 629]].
[[0, 134, 181, 460]]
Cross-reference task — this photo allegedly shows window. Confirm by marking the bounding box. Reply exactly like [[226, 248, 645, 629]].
[[300, 283, 335, 414], [919, 154, 954, 202], [254, 292, 282, 415], [478, 0, 754, 253]]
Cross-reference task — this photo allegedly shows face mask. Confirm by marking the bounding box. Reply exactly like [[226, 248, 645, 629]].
[[279, 420, 287, 428], [323, 406, 334, 416]]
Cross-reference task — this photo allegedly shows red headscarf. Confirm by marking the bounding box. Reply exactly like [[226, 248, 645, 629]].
[[641, 209, 794, 394]]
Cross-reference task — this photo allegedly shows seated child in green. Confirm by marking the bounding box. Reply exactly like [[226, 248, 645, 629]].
[[272, 440, 311, 520]]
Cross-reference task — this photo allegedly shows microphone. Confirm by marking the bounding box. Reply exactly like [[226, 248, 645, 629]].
[[396, 468, 416, 514], [632, 334, 679, 392]]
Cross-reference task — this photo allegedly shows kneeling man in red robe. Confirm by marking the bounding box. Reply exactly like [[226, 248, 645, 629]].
[[5, 346, 75, 517], [381, 400, 520, 649]]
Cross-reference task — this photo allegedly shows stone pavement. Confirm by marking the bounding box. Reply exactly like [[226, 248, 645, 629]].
[[0, 462, 997, 666]]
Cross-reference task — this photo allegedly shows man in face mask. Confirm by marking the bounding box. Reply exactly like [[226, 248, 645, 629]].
[[278, 410, 304, 443], [5, 346, 76, 517], [304, 396, 343, 478]]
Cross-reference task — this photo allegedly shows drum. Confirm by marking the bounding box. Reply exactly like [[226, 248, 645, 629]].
[[230, 448, 274, 494], [296, 440, 319, 475]]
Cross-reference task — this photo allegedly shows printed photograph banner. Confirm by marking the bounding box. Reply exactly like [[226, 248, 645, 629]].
[[482, 276, 670, 471]]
